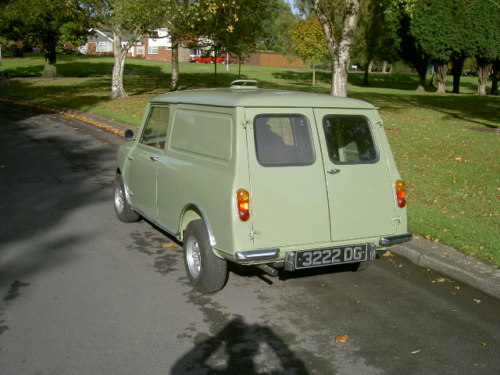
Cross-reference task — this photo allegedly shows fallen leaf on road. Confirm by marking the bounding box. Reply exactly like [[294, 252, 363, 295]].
[[472, 299, 481, 304], [411, 349, 421, 354], [480, 342, 487, 347], [382, 250, 395, 257], [433, 277, 447, 283], [162, 243, 178, 249], [334, 335, 349, 343]]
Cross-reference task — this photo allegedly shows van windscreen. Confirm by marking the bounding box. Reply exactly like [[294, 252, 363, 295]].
[[323, 115, 378, 164], [254, 115, 315, 167]]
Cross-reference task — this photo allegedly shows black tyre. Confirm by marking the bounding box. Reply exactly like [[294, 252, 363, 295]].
[[113, 174, 140, 223], [183, 220, 228, 293]]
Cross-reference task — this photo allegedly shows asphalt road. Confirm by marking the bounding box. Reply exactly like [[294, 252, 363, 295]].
[[0, 103, 499, 375]]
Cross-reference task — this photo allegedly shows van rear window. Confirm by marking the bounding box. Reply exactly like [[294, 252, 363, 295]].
[[323, 115, 378, 164], [254, 115, 315, 167]]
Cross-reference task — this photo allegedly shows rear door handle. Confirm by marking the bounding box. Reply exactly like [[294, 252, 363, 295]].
[[326, 169, 340, 174], [150, 156, 159, 162]]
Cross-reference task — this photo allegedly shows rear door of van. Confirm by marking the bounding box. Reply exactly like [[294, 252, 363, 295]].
[[245, 109, 331, 248], [313, 109, 396, 242]]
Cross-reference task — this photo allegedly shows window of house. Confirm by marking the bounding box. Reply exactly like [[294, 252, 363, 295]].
[[148, 46, 159, 55]]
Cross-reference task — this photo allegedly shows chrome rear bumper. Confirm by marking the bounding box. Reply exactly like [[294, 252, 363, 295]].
[[379, 233, 412, 246], [235, 248, 280, 261]]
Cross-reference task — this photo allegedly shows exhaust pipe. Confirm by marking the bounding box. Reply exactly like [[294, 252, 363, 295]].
[[257, 264, 279, 277]]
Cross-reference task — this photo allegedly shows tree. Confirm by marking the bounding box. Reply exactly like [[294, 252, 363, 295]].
[[468, 0, 500, 96], [187, 0, 282, 77], [352, 0, 397, 86], [290, 15, 327, 86], [87, 0, 167, 99], [224, 0, 283, 73], [410, 0, 458, 94], [0, 0, 91, 78], [385, 0, 429, 92], [308, 0, 361, 97], [256, 0, 297, 54]]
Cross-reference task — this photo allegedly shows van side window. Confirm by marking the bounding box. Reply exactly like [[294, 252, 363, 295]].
[[254, 115, 315, 167], [139, 106, 170, 149], [323, 115, 377, 164]]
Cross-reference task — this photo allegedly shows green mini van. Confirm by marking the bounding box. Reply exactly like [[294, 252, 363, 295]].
[[114, 80, 411, 293]]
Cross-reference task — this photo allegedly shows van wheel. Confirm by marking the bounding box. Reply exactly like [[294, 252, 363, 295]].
[[113, 175, 140, 223], [184, 220, 227, 293]]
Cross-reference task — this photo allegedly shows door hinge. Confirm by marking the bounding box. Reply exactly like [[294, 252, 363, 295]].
[[392, 216, 402, 226], [249, 228, 260, 240]]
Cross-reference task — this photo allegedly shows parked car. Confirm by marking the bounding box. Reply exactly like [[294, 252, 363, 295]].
[[188, 54, 229, 64], [114, 80, 411, 293]]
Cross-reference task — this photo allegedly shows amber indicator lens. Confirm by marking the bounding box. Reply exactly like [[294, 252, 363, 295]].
[[236, 189, 250, 221], [395, 180, 406, 208]]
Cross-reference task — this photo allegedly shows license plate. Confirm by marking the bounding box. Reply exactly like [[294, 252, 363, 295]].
[[295, 244, 369, 269]]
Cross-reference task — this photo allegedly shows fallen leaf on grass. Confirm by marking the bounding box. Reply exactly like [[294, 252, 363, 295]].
[[334, 335, 349, 343]]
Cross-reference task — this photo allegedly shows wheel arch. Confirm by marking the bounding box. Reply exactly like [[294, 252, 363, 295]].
[[178, 204, 216, 247]]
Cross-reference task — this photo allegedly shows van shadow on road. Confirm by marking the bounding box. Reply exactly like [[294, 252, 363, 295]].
[[171, 316, 308, 375]]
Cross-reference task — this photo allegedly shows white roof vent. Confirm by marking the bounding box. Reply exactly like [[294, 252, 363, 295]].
[[230, 79, 258, 89]]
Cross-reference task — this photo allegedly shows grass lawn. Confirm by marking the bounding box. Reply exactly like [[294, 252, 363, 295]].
[[1, 54, 499, 264]]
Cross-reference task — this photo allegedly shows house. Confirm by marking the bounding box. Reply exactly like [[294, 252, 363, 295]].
[[80, 28, 191, 62], [79, 29, 305, 67], [79, 29, 114, 54]]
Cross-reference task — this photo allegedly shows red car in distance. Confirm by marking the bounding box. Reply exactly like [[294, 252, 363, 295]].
[[188, 54, 229, 64]]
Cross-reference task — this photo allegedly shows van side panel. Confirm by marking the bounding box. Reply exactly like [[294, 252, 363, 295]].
[[156, 105, 238, 254]]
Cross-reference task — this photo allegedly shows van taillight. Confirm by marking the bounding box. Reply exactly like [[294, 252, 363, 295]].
[[236, 189, 250, 221], [395, 180, 406, 208]]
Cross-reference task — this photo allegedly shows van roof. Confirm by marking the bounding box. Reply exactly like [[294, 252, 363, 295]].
[[150, 88, 376, 109]]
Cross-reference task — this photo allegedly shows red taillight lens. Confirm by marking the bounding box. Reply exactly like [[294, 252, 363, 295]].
[[395, 180, 406, 208], [236, 188, 250, 221]]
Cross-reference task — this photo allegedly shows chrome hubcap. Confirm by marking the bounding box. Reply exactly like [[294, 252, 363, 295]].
[[114, 185, 125, 213], [185, 236, 201, 279]]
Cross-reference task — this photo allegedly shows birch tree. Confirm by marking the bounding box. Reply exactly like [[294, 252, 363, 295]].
[[89, 0, 166, 98], [309, 0, 360, 97]]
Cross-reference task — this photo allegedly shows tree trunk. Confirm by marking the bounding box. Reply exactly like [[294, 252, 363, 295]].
[[450, 57, 464, 94], [435, 62, 448, 94], [477, 60, 492, 96], [490, 60, 499, 95], [41, 36, 57, 78], [415, 61, 428, 92], [381, 59, 388, 73], [170, 38, 179, 92], [312, 0, 360, 97], [367, 59, 373, 73], [363, 58, 373, 86], [312, 66, 316, 86], [111, 33, 129, 99]]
